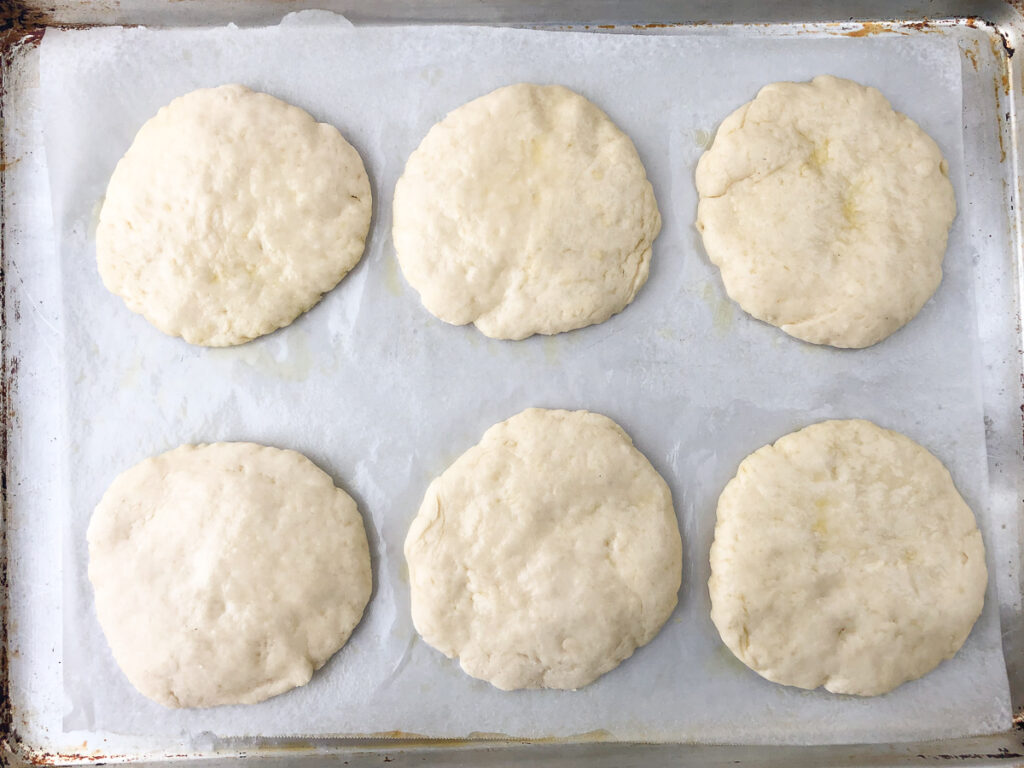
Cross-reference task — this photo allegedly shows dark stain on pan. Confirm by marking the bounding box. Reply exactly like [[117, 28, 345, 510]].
[[0, 30, 19, 768], [915, 747, 1024, 760], [1019, 388, 1024, 450], [0, 8, 44, 762], [1, 4, 58, 32], [998, 27, 1016, 58]]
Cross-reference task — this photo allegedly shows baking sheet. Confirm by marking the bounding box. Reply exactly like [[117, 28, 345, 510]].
[[40, 17, 1012, 744]]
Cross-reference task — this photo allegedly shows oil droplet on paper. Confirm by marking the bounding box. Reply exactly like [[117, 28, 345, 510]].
[[544, 336, 560, 364], [384, 253, 405, 297], [212, 328, 314, 381], [694, 128, 713, 149], [89, 198, 104, 239], [701, 282, 733, 334], [119, 354, 143, 389]]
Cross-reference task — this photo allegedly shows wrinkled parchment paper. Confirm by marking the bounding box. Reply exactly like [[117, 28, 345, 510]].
[[41, 17, 1011, 744]]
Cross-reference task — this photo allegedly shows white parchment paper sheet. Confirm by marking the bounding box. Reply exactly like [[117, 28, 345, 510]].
[[41, 19, 1011, 744]]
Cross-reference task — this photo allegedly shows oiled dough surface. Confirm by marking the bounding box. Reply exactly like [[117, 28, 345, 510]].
[[88, 442, 372, 708], [405, 408, 682, 690], [696, 75, 956, 348], [393, 84, 661, 340], [709, 419, 987, 696], [97, 84, 372, 346]]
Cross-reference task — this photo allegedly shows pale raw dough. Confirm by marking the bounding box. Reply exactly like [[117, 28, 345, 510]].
[[708, 419, 987, 696], [97, 84, 372, 347], [696, 75, 956, 348], [393, 84, 661, 340], [404, 408, 682, 690], [87, 442, 372, 708]]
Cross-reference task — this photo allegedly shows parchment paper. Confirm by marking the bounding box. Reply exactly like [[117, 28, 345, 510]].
[[41, 17, 1012, 744]]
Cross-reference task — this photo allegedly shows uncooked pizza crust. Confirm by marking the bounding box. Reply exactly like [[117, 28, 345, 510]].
[[393, 83, 661, 340], [708, 419, 987, 696], [696, 75, 956, 348], [87, 442, 372, 708], [97, 84, 372, 347], [404, 408, 682, 690]]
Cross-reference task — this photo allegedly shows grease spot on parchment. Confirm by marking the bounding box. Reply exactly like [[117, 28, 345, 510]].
[[701, 282, 733, 334], [209, 327, 313, 381], [119, 354, 143, 389], [384, 252, 405, 297], [706, 641, 750, 675], [89, 198, 104, 240], [543, 336, 560, 364]]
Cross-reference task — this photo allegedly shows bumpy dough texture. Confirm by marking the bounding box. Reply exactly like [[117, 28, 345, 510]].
[[393, 84, 661, 340], [696, 75, 956, 348], [405, 408, 682, 690], [708, 419, 987, 696], [88, 442, 372, 708], [97, 84, 372, 346]]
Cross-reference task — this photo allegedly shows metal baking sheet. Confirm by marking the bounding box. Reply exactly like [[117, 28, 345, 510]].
[[3, 1, 1024, 765]]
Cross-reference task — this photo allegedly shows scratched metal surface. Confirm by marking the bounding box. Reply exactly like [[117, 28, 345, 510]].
[[2, 1, 1024, 765]]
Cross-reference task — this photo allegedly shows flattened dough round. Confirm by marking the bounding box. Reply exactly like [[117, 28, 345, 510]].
[[405, 408, 682, 690], [393, 84, 661, 340], [88, 443, 372, 708], [708, 419, 987, 696], [97, 84, 372, 346], [696, 75, 956, 348]]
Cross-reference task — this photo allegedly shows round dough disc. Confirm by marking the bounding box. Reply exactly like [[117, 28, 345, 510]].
[[708, 419, 987, 696], [405, 408, 682, 690], [97, 85, 372, 347], [88, 443, 372, 708], [695, 75, 956, 348], [393, 84, 662, 340]]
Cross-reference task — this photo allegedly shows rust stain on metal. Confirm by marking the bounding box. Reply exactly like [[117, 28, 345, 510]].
[[990, 45, 1009, 165], [826, 18, 979, 38], [842, 21, 891, 37], [26, 748, 126, 766], [964, 41, 979, 72], [990, 34, 1013, 96]]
